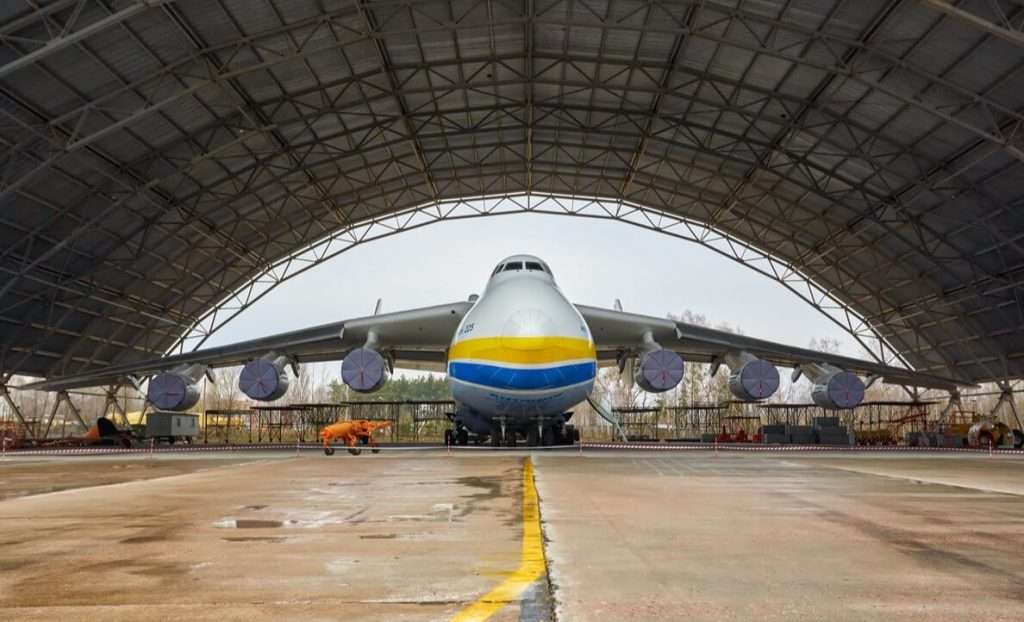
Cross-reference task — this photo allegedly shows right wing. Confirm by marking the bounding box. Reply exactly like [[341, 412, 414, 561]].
[[577, 304, 967, 391], [23, 301, 473, 391]]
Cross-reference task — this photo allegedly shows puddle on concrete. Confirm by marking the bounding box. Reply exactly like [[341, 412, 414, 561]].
[[360, 533, 398, 540], [242, 504, 267, 511], [388, 503, 459, 523], [222, 536, 287, 543], [235, 519, 286, 528], [214, 511, 347, 529], [214, 518, 291, 529], [120, 534, 168, 544]]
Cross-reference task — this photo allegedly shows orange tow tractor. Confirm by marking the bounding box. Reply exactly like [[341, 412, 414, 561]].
[[320, 419, 392, 456]]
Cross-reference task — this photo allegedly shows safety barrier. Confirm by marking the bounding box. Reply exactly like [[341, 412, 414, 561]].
[[4, 441, 1024, 457]]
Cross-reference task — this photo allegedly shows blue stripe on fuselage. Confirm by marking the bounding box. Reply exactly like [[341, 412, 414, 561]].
[[448, 361, 596, 391]]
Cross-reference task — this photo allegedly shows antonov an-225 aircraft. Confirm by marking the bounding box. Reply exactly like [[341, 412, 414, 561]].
[[27, 254, 962, 448]]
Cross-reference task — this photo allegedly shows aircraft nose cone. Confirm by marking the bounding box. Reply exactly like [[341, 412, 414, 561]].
[[501, 308, 554, 349]]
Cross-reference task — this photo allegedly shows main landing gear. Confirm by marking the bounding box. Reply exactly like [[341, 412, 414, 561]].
[[445, 417, 579, 448], [444, 426, 471, 446]]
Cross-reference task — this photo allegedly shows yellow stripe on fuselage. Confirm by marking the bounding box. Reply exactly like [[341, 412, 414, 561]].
[[449, 336, 595, 365]]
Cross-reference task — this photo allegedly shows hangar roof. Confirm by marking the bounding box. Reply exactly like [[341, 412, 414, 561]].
[[1, 0, 1023, 384]]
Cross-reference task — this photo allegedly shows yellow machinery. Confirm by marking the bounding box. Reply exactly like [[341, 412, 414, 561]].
[[942, 412, 1023, 448]]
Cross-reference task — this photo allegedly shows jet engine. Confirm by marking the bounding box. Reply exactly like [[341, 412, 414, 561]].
[[239, 355, 290, 401], [810, 369, 866, 410], [635, 348, 684, 393], [147, 372, 201, 411], [342, 347, 390, 393], [725, 352, 780, 401]]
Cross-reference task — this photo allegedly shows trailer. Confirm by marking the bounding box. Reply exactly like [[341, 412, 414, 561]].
[[145, 412, 198, 444]]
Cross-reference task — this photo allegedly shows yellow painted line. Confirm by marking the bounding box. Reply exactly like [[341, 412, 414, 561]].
[[450, 336, 595, 365], [450, 457, 547, 622]]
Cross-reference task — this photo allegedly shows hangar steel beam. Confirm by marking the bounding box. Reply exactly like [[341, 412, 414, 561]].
[[0, 0, 174, 80], [353, 1, 440, 202], [920, 0, 1024, 49], [709, 0, 900, 227], [619, 4, 697, 198]]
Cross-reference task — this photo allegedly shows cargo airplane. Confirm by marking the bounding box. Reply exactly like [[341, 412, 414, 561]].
[[25, 255, 963, 447]]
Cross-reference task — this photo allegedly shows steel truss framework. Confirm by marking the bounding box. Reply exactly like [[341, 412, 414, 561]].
[[2, 0, 1024, 385], [174, 193, 911, 369]]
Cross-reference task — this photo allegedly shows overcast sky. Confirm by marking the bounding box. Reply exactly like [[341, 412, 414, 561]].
[[203, 211, 860, 371]]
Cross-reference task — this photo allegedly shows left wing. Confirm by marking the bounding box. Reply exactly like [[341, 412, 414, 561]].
[[23, 301, 472, 392], [577, 304, 965, 391]]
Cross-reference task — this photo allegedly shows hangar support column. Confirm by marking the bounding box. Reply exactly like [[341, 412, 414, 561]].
[[103, 386, 132, 428], [988, 383, 1024, 431], [0, 375, 34, 440], [937, 390, 963, 424], [40, 391, 89, 438]]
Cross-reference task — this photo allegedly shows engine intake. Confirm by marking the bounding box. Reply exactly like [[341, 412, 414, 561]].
[[811, 371, 865, 409], [342, 347, 389, 393], [239, 356, 290, 401], [728, 357, 780, 401], [635, 349, 684, 393], [147, 372, 200, 411]]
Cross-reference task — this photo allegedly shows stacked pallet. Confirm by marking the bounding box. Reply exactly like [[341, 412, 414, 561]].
[[814, 417, 851, 445], [787, 425, 816, 444], [760, 424, 787, 444]]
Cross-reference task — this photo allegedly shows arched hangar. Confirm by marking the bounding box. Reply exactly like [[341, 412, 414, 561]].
[[1, 0, 1023, 387]]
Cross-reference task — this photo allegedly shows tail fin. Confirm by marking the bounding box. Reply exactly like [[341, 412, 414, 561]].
[[95, 417, 119, 437]]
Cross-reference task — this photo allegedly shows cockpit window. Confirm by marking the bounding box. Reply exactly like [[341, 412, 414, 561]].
[[492, 264, 504, 276], [503, 262, 523, 271], [525, 261, 545, 272]]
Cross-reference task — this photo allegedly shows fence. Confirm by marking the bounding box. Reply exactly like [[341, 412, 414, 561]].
[[609, 401, 952, 442], [200, 401, 455, 444]]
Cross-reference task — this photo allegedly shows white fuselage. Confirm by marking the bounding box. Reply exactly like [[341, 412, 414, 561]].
[[447, 261, 597, 419]]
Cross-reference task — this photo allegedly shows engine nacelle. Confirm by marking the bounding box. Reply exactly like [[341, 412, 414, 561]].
[[728, 358, 780, 401], [811, 371, 865, 409], [342, 347, 389, 393], [635, 349, 684, 393], [239, 357, 290, 401], [147, 372, 200, 411]]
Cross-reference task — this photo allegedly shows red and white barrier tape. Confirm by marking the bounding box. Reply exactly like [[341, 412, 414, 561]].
[[578, 442, 1024, 455], [3, 441, 1024, 457]]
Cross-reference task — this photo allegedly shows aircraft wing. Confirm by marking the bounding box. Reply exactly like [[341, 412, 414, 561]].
[[576, 304, 966, 391], [23, 301, 473, 391]]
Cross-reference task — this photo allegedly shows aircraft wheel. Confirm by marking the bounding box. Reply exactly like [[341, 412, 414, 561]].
[[456, 428, 469, 446], [504, 428, 517, 448], [1012, 430, 1024, 449], [489, 422, 503, 448], [348, 447, 362, 456], [977, 431, 994, 449], [324, 447, 335, 456], [526, 426, 540, 447], [541, 426, 555, 446]]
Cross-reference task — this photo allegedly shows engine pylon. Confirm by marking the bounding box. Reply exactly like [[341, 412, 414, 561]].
[[725, 351, 780, 401]]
